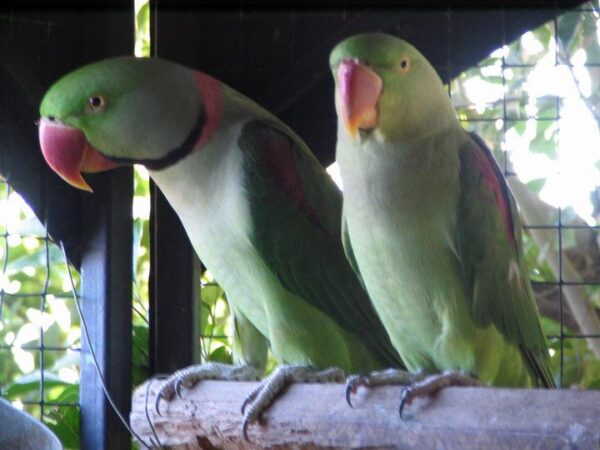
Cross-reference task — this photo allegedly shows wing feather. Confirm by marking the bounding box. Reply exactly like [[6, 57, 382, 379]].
[[458, 132, 554, 387], [239, 120, 403, 369]]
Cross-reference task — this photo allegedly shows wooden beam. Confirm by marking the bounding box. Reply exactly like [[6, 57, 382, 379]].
[[131, 379, 600, 449], [80, 168, 133, 450]]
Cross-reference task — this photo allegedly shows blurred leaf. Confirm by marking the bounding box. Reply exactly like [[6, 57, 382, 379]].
[[12, 217, 47, 236], [536, 24, 552, 50], [3, 371, 71, 397], [529, 134, 557, 159], [132, 325, 149, 386], [201, 283, 223, 304], [208, 345, 232, 364], [582, 11, 596, 37], [526, 178, 546, 194], [512, 121, 526, 136], [51, 352, 80, 371], [135, 0, 151, 57], [5, 244, 63, 272], [536, 96, 559, 119], [557, 12, 581, 52], [132, 218, 145, 274], [45, 384, 80, 449]]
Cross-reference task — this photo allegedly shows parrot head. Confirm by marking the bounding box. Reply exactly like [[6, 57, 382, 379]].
[[39, 56, 203, 191], [330, 33, 455, 143]]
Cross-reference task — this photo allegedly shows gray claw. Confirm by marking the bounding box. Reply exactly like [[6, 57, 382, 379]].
[[242, 417, 251, 442], [398, 387, 411, 420], [155, 393, 164, 416], [240, 396, 251, 415], [345, 383, 354, 407], [175, 379, 185, 399]]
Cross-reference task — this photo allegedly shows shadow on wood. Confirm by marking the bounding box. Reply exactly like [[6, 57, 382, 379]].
[[131, 379, 600, 449]]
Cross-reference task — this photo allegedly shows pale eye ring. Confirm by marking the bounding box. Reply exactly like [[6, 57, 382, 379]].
[[88, 95, 106, 112], [397, 58, 410, 72]]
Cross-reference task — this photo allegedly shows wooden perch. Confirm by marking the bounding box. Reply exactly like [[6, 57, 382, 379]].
[[131, 379, 600, 449]]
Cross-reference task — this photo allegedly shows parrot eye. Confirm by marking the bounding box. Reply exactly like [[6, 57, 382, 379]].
[[397, 58, 411, 73], [87, 95, 106, 113]]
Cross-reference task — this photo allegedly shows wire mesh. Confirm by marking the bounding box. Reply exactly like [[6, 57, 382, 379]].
[[0, 173, 81, 439]]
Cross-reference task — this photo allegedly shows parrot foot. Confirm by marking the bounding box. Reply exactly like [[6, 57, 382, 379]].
[[241, 365, 345, 441], [345, 368, 418, 407], [398, 370, 482, 420], [155, 363, 260, 415]]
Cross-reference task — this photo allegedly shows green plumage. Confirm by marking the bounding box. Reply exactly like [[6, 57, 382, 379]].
[[39, 56, 404, 376], [240, 121, 401, 368], [332, 33, 554, 388]]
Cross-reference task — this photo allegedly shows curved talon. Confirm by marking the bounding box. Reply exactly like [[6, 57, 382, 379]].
[[398, 388, 411, 420], [175, 380, 185, 399], [155, 393, 165, 416], [345, 383, 355, 408], [242, 418, 251, 442], [240, 396, 251, 415]]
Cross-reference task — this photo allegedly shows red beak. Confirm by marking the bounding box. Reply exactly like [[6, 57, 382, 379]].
[[38, 119, 120, 192], [337, 60, 382, 138]]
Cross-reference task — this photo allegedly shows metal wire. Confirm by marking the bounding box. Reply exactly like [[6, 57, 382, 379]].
[[60, 243, 153, 449], [0, 177, 82, 423]]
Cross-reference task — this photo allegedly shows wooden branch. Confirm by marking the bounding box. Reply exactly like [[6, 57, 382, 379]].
[[131, 379, 600, 449]]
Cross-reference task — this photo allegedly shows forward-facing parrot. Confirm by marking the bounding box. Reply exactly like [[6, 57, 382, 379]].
[[330, 33, 554, 413], [38, 56, 403, 435]]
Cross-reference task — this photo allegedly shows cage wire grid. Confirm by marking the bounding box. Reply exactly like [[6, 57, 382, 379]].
[[0, 174, 81, 425], [1, 3, 600, 448]]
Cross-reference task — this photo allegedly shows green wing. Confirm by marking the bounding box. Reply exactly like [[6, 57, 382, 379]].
[[341, 212, 366, 291], [457, 132, 554, 388], [239, 120, 403, 369]]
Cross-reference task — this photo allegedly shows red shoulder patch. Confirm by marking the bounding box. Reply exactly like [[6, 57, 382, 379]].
[[194, 71, 223, 149], [470, 141, 516, 245], [260, 128, 321, 226]]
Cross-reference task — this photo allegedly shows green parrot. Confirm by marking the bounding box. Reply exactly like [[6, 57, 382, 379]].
[[38, 56, 403, 435], [330, 33, 554, 413]]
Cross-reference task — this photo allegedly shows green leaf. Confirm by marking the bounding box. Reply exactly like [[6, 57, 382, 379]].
[[3, 371, 70, 397], [525, 178, 546, 194], [132, 218, 145, 274], [582, 12, 597, 37], [201, 283, 223, 304], [6, 244, 63, 272], [208, 345, 232, 364], [557, 12, 582, 52], [12, 217, 47, 236], [132, 324, 150, 386], [587, 377, 600, 389], [45, 385, 80, 449], [535, 24, 552, 50], [530, 133, 557, 159], [511, 121, 526, 136]]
